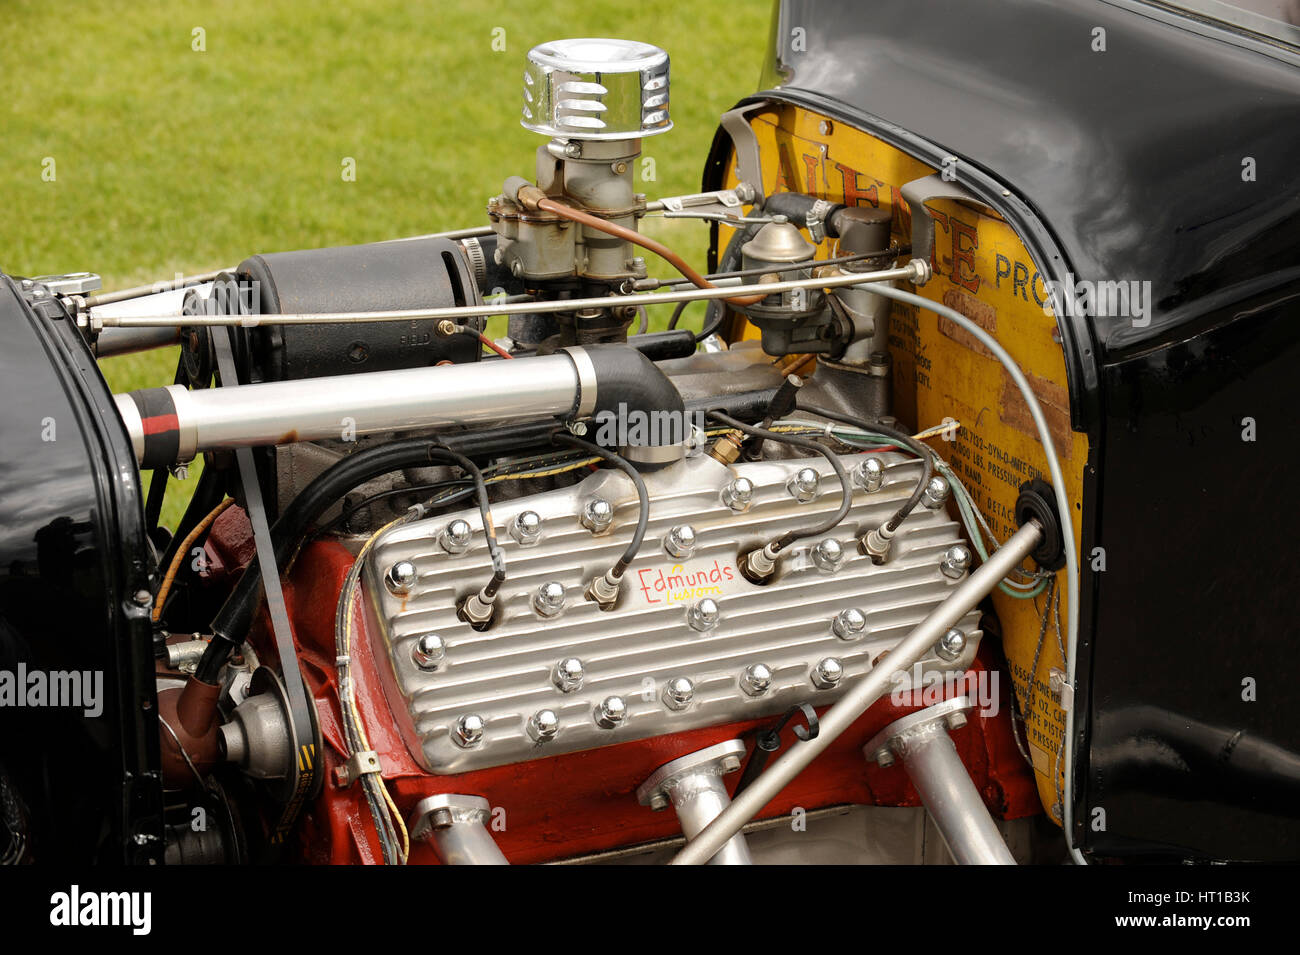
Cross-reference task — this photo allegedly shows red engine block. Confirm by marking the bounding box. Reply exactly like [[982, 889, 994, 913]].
[[209, 510, 1040, 864]]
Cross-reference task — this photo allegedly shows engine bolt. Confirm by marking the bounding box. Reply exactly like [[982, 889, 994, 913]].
[[664, 524, 697, 559], [595, 695, 627, 728], [453, 714, 484, 748], [412, 633, 446, 670], [552, 657, 585, 693], [527, 709, 560, 742], [787, 467, 820, 502], [439, 518, 473, 554], [940, 544, 972, 579], [740, 663, 773, 697], [812, 538, 844, 571], [921, 475, 951, 509], [385, 560, 418, 595], [812, 657, 845, 689], [721, 476, 754, 511], [854, 457, 886, 492], [581, 497, 614, 533], [946, 710, 968, 731], [662, 677, 694, 711], [511, 510, 542, 545], [832, 608, 867, 640], [687, 597, 720, 632], [936, 628, 967, 662], [533, 581, 566, 617]]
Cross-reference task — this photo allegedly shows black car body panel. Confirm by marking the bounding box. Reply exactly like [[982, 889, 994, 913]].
[[704, 0, 1300, 860], [0, 279, 162, 863]]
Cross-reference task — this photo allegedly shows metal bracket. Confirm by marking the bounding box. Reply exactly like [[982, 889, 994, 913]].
[[898, 174, 1002, 280], [333, 750, 382, 788], [719, 101, 771, 200]]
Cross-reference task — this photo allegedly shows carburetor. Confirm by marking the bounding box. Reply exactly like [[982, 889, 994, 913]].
[[487, 38, 671, 340]]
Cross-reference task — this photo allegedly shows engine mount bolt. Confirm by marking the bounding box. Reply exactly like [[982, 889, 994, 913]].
[[812, 656, 845, 689], [527, 708, 560, 742], [595, 695, 627, 728], [812, 538, 844, 571], [511, 510, 542, 545], [439, 518, 473, 555], [662, 677, 694, 711], [581, 497, 614, 533], [935, 627, 967, 662], [453, 714, 485, 748], [412, 633, 446, 670], [940, 544, 973, 580], [921, 475, 951, 509], [385, 560, 418, 595], [533, 581, 566, 617], [687, 597, 720, 632], [832, 607, 868, 640], [721, 476, 754, 511], [787, 466, 820, 503], [648, 792, 670, 811], [664, 524, 697, 559], [552, 657, 585, 693], [873, 747, 896, 768], [854, 457, 886, 492], [740, 663, 773, 697]]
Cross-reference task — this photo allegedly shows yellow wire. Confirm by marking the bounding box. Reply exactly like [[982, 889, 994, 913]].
[[343, 515, 410, 863]]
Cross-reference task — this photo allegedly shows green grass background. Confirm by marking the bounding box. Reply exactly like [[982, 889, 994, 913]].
[[2, 0, 770, 526]]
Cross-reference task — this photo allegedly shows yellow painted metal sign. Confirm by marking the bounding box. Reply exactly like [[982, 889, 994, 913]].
[[722, 104, 1086, 822]]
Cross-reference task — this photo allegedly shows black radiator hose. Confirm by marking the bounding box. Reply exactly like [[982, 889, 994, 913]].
[[584, 344, 686, 448]]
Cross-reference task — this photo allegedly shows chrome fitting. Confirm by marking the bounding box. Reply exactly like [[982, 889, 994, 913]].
[[510, 510, 542, 545], [721, 476, 754, 511], [412, 633, 446, 670], [552, 657, 585, 693], [940, 544, 972, 580]]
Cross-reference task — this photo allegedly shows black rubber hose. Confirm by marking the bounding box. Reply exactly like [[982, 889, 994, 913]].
[[584, 344, 686, 448], [795, 403, 934, 533], [551, 432, 649, 580], [196, 438, 474, 682], [707, 411, 852, 552], [698, 214, 766, 342], [628, 329, 696, 361], [762, 192, 843, 230]]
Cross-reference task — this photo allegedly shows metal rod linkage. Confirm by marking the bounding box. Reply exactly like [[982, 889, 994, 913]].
[[669, 520, 1044, 865], [91, 262, 927, 328]]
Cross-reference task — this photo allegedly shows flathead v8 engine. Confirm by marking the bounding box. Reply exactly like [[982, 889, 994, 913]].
[[5, 33, 1101, 866]]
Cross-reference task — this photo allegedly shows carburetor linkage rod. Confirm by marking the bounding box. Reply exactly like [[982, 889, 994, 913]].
[[91, 261, 929, 328], [669, 519, 1045, 865]]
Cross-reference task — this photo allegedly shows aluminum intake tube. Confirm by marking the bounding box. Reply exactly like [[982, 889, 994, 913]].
[[113, 344, 682, 469]]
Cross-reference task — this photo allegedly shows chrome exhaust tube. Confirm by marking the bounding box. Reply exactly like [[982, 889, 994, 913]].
[[670, 520, 1044, 865], [863, 697, 1016, 865], [637, 740, 753, 865], [410, 794, 509, 865], [114, 349, 596, 468]]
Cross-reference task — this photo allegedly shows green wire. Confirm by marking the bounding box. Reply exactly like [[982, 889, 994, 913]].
[[781, 420, 1049, 599]]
